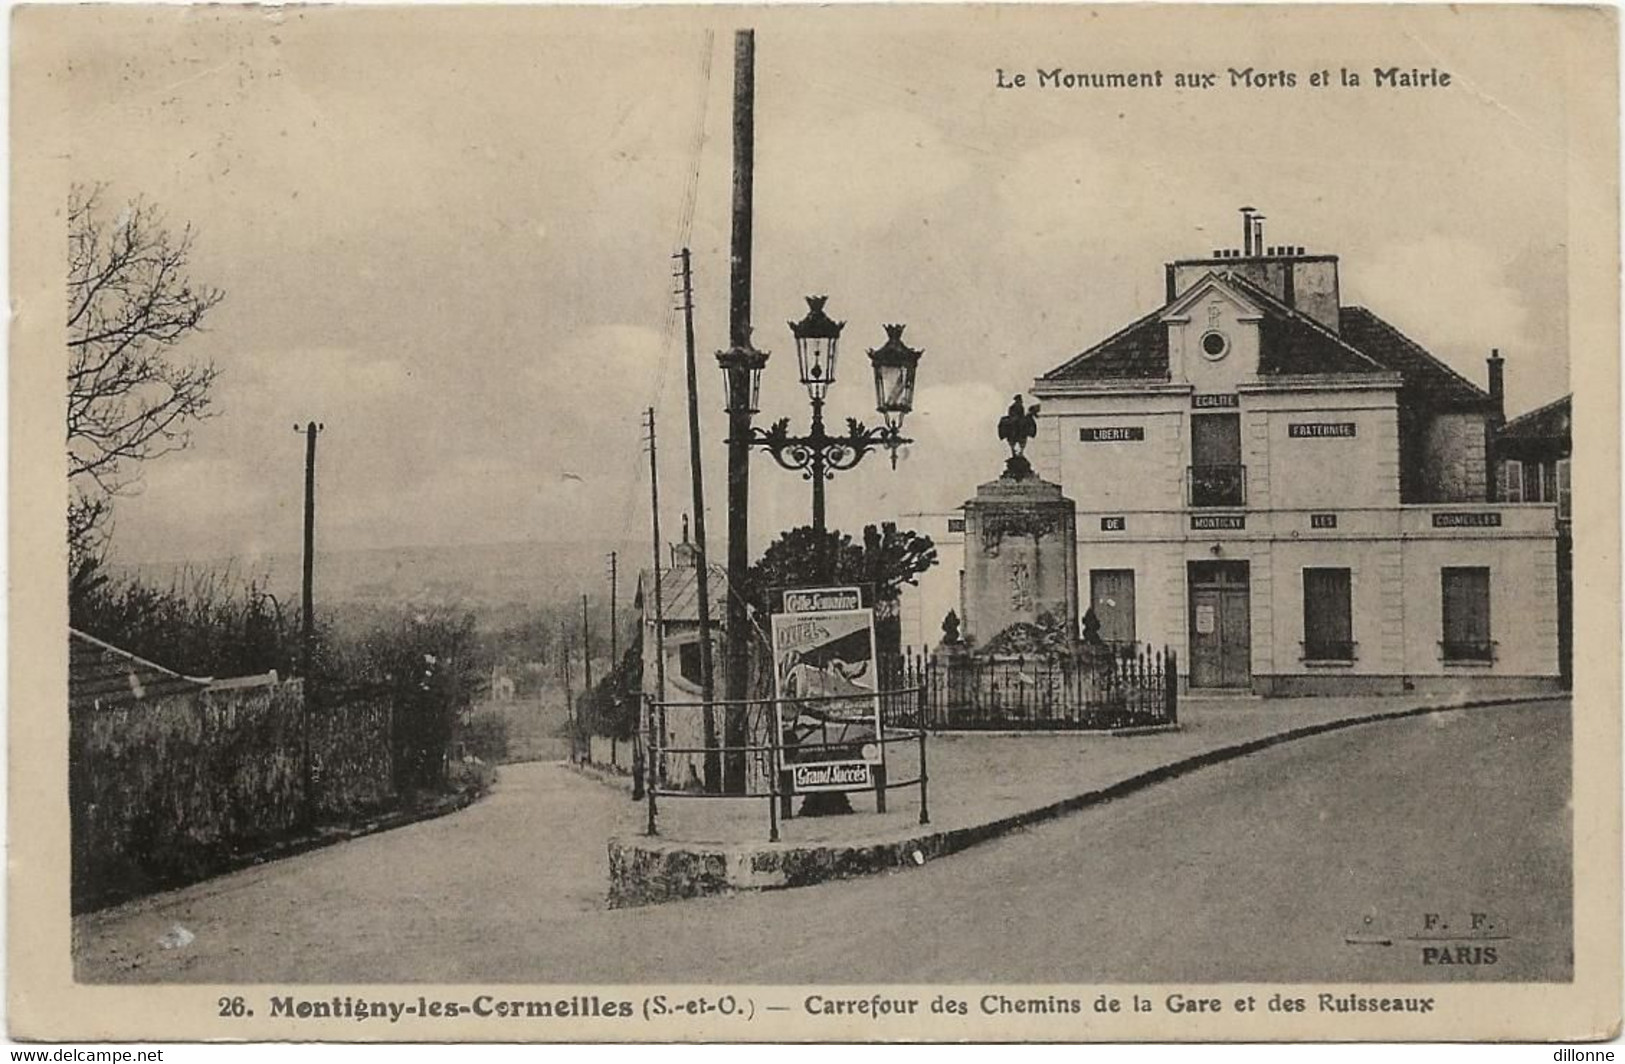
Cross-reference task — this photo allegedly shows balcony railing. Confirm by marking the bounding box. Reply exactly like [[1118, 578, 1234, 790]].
[[1187, 464, 1247, 507], [1301, 639, 1358, 663], [1440, 639, 1497, 664]]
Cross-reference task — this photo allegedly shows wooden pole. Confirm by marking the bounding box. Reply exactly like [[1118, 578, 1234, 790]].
[[677, 248, 721, 792], [297, 420, 321, 822], [646, 408, 668, 828], [722, 27, 756, 795]]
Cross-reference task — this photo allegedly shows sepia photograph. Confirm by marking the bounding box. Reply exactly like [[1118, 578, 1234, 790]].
[[8, 1, 1620, 1043]]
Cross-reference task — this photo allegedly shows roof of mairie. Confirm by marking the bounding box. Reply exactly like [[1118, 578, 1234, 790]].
[[1337, 307, 1494, 410], [1038, 306, 1169, 382], [1500, 393, 1571, 441], [69, 628, 211, 711], [1042, 272, 1385, 384], [1038, 275, 1493, 414]]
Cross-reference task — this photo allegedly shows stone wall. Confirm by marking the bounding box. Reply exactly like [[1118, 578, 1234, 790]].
[[309, 690, 395, 816], [1419, 412, 1489, 502], [70, 678, 396, 911]]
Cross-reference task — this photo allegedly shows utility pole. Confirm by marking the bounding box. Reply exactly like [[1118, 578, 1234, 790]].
[[297, 422, 323, 687], [561, 622, 575, 763], [606, 551, 619, 666], [676, 247, 721, 792], [718, 27, 758, 794], [645, 408, 667, 829], [295, 421, 322, 821], [581, 594, 594, 693]]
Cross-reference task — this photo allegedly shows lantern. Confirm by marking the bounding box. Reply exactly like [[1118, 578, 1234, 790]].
[[788, 295, 845, 402], [867, 323, 922, 433]]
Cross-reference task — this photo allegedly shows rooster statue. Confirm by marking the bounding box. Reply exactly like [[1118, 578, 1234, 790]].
[[997, 394, 1041, 477]]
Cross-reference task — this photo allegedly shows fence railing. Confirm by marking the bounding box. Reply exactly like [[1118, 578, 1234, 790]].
[[890, 646, 1178, 731], [643, 685, 929, 843]]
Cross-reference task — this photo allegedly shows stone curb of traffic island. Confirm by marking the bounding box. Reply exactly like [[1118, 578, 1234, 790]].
[[605, 695, 1552, 909]]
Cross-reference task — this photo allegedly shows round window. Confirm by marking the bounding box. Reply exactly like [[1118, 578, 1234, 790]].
[[1200, 330, 1229, 360]]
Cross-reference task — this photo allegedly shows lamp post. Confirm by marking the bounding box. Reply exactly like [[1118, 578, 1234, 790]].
[[748, 297, 924, 532]]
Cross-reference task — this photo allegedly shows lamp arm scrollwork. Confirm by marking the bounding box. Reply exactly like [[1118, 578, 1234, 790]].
[[746, 416, 912, 478]]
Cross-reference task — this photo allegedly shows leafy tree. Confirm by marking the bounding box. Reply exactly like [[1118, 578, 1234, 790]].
[[580, 629, 643, 741], [67, 184, 224, 561], [746, 522, 937, 660], [350, 609, 486, 793], [747, 522, 937, 612]]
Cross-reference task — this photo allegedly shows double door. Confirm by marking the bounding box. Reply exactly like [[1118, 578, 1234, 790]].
[[1188, 561, 1251, 688]]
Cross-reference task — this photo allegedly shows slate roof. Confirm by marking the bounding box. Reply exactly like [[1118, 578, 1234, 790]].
[[1337, 307, 1495, 411], [636, 563, 730, 624], [1038, 272, 1495, 415], [1500, 393, 1571, 442], [1041, 272, 1384, 384], [69, 628, 210, 711], [1039, 307, 1169, 382]]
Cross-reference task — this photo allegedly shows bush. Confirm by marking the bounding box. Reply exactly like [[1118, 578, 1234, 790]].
[[447, 756, 497, 799], [69, 558, 299, 679], [458, 707, 511, 763], [346, 609, 486, 794]]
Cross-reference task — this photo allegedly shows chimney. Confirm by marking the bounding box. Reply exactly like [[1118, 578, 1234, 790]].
[[670, 513, 699, 569], [1487, 349, 1505, 417], [1252, 214, 1265, 258], [1240, 206, 1256, 256]]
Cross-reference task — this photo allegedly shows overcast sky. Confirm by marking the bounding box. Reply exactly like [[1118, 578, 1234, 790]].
[[45, 5, 1576, 567]]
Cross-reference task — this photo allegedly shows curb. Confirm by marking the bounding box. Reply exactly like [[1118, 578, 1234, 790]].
[[606, 694, 1556, 908]]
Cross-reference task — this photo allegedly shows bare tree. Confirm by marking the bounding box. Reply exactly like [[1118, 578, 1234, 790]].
[[67, 184, 224, 559]]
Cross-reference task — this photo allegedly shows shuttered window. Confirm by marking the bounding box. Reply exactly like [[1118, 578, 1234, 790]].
[[1088, 569, 1137, 646], [1441, 567, 1492, 662], [1302, 568, 1354, 661], [1499, 460, 1524, 503]]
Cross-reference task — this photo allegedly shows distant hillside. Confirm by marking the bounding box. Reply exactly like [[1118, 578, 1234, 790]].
[[115, 537, 649, 619]]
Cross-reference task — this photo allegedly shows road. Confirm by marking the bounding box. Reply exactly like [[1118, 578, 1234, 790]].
[[76, 699, 1571, 984]]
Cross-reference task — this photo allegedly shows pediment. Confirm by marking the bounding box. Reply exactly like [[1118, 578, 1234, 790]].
[[1159, 273, 1265, 324]]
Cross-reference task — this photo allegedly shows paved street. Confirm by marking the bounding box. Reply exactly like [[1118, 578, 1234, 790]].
[[76, 700, 1570, 984]]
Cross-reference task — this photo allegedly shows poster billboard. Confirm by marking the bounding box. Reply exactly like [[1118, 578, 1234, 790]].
[[770, 587, 882, 793]]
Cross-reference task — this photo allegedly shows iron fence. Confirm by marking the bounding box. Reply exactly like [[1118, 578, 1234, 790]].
[[643, 685, 929, 843], [890, 646, 1178, 731]]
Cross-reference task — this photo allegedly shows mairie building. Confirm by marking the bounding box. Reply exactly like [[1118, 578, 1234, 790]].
[[905, 213, 1564, 696]]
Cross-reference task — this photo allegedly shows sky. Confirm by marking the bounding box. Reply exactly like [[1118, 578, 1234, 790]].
[[40, 5, 1579, 568]]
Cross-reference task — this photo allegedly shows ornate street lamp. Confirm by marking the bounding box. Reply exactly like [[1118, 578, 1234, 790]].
[[869, 322, 923, 451], [790, 294, 844, 401], [748, 296, 924, 531]]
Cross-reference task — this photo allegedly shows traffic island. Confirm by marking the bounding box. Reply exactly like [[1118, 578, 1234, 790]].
[[605, 693, 1558, 908]]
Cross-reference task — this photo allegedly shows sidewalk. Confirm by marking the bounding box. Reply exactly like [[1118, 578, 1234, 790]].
[[603, 691, 1561, 906]]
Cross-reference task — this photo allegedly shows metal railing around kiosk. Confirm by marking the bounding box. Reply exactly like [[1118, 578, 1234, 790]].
[[643, 684, 929, 843]]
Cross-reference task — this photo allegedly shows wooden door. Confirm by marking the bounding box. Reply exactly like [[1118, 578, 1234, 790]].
[[1188, 562, 1251, 688], [1089, 569, 1137, 647]]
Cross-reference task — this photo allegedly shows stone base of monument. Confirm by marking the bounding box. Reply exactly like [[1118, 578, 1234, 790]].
[[959, 455, 1079, 648], [797, 792, 854, 817]]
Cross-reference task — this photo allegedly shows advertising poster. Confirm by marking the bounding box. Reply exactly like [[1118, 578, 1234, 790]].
[[770, 588, 882, 793]]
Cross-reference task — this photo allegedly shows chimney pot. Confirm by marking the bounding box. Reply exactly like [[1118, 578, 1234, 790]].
[[1487, 348, 1506, 413]]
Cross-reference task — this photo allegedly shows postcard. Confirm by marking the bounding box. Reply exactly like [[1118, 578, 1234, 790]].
[[9, 2, 1619, 1043]]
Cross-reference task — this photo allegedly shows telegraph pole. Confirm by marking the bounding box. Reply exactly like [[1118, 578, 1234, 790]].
[[606, 551, 619, 666], [719, 28, 757, 794], [676, 247, 721, 792], [295, 421, 322, 821], [581, 594, 594, 693], [297, 422, 322, 688], [645, 408, 667, 827], [561, 622, 575, 763]]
